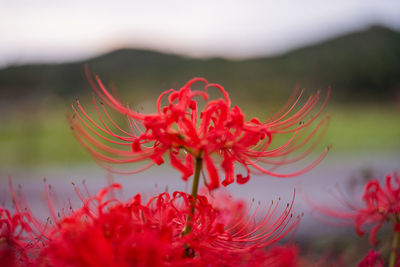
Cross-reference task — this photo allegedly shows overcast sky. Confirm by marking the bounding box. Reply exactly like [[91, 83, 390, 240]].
[[1, 0, 400, 67]]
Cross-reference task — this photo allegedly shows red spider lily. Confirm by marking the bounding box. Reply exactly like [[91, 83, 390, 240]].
[[2, 181, 300, 266], [0, 206, 32, 266], [310, 171, 400, 247], [357, 250, 384, 267], [353, 171, 400, 246], [40, 183, 300, 266], [262, 245, 300, 267], [69, 69, 330, 190], [0, 180, 48, 266]]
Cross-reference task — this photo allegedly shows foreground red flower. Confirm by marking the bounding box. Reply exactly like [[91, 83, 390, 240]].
[[2, 181, 301, 266], [69, 70, 330, 190]]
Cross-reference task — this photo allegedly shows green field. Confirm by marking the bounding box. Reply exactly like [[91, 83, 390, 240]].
[[0, 104, 398, 168]]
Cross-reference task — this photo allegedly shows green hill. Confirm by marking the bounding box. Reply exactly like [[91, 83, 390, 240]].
[[0, 25, 399, 105]]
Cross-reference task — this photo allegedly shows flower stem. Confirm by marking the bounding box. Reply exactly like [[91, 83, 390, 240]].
[[389, 231, 400, 267], [181, 156, 203, 236]]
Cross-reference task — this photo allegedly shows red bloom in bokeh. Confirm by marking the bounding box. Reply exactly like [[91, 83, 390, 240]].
[[354, 171, 400, 245], [0, 206, 32, 266], [312, 171, 400, 246], [357, 250, 384, 267], [70, 70, 330, 190], [263, 245, 300, 267], [0, 180, 46, 266]]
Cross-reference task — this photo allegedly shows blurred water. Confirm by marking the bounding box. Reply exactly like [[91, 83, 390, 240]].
[[1, 153, 398, 241]]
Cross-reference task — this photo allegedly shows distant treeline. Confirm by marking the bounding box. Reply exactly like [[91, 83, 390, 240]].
[[1, 25, 399, 105]]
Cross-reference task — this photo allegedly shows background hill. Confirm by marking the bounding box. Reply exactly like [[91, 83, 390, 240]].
[[1, 25, 399, 107]]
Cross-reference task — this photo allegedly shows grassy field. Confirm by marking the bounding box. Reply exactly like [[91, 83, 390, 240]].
[[324, 105, 400, 153], [0, 104, 398, 168]]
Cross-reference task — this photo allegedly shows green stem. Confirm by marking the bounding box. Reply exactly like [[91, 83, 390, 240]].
[[389, 231, 400, 267], [181, 156, 203, 236]]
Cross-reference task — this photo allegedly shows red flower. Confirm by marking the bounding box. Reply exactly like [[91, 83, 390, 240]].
[[3, 181, 300, 266], [354, 172, 400, 245], [311, 171, 400, 246], [0, 206, 31, 266], [357, 250, 384, 267], [0, 180, 47, 266], [263, 245, 300, 267], [40, 183, 300, 266], [69, 69, 330, 190]]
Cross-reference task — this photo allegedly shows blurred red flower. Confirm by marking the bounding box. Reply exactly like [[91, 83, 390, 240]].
[[357, 250, 384, 267], [355, 171, 400, 246], [70, 70, 330, 189], [0, 206, 33, 266], [0, 180, 47, 266], [311, 171, 400, 246]]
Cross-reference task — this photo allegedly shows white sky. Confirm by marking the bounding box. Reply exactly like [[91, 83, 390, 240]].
[[1, 0, 400, 67]]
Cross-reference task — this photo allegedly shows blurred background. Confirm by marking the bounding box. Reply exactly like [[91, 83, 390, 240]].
[[0, 0, 399, 263]]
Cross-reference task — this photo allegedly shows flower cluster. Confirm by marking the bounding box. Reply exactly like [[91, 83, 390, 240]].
[[1, 182, 300, 266], [69, 71, 330, 190]]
